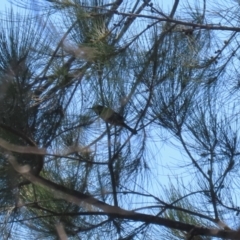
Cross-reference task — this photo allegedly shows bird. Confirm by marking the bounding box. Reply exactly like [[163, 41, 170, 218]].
[[90, 105, 137, 134]]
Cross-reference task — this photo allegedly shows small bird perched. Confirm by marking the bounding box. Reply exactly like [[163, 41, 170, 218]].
[[91, 105, 137, 134]]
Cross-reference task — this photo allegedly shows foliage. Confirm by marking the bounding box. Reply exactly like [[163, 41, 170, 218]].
[[1, 0, 240, 239]]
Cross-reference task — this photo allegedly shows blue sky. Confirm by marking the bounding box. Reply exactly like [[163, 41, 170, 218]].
[[2, 0, 237, 237], [0, 0, 191, 196], [0, 0, 10, 10]]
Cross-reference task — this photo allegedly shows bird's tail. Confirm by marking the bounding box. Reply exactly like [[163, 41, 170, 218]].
[[123, 123, 137, 134]]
